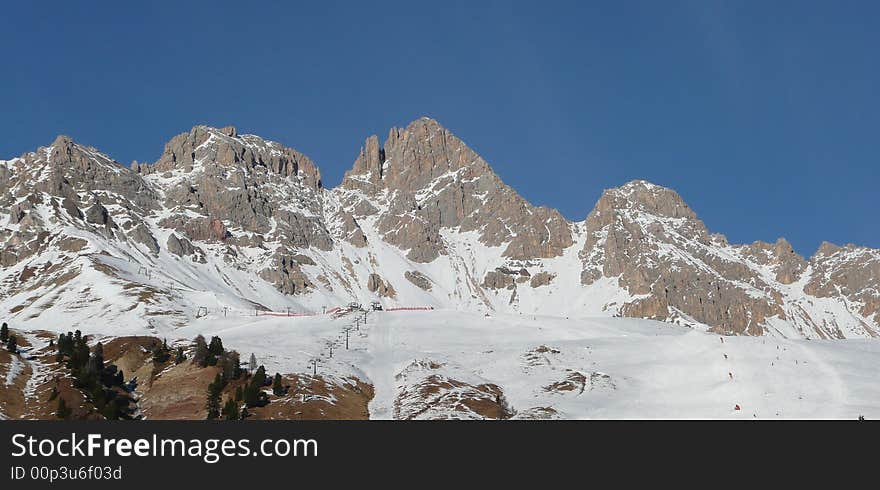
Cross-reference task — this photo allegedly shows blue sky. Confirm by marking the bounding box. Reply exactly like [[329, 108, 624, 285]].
[[1, 1, 877, 256]]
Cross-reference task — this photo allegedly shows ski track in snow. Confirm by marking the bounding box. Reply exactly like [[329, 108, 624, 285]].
[[362, 314, 396, 419]]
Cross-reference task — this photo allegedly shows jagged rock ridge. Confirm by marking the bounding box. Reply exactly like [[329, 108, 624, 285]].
[[0, 118, 877, 339]]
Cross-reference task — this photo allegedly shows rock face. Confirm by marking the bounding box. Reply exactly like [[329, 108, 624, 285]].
[[529, 272, 554, 288], [578, 180, 877, 337], [805, 243, 880, 327], [339, 117, 573, 262], [166, 234, 200, 260], [483, 270, 516, 290], [0, 119, 877, 340], [367, 273, 396, 298]]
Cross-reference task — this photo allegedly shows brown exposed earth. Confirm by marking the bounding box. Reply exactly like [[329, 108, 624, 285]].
[[0, 330, 375, 421]]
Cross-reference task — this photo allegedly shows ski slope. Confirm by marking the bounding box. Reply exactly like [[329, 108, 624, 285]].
[[165, 309, 880, 419]]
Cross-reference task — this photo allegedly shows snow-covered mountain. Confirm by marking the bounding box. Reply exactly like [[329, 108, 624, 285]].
[[1, 117, 878, 339]]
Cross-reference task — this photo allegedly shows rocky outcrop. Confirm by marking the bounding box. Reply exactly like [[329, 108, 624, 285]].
[[157, 216, 228, 242], [166, 233, 200, 259], [579, 181, 790, 335], [128, 224, 159, 255], [261, 255, 313, 295], [806, 243, 880, 326], [137, 126, 334, 252], [483, 270, 515, 290], [367, 273, 396, 298], [144, 125, 322, 189], [739, 238, 807, 285], [404, 271, 433, 291], [61, 197, 82, 220], [84, 202, 115, 229], [529, 272, 555, 288], [576, 180, 880, 337]]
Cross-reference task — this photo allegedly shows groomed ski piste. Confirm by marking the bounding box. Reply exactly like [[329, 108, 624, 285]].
[[158, 308, 879, 420]]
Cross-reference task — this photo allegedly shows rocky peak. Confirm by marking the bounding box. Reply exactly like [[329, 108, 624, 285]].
[[8, 135, 155, 210], [139, 125, 322, 190], [736, 237, 807, 285], [805, 243, 880, 327], [593, 180, 699, 222], [584, 180, 709, 260], [46, 135, 116, 169], [343, 135, 384, 192], [381, 117, 492, 194], [814, 241, 843, 257], [340, 117, 573, 262], [51, 134, 75, 149]]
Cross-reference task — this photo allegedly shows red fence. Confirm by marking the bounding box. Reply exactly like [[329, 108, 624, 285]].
[[252, 305, 436, 316]]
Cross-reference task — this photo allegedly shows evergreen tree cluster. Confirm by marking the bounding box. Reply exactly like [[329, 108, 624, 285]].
[[151, 339, 172, 364], [206, 373, 224, 420], [272, 372, 289, 396], [0, 322, 8, 342], [221, 396, 240, 420], [197, 334, 246, 420], [55, 332, 132, 420], [243, 365, 270, 408], [193, 335, 234, 368]]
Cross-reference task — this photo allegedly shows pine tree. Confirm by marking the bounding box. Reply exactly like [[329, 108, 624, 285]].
[[253, 365, 267, 387], [205, 373, 223, 420], [193, 335, 208, 367], [56, 398, 72, 419], [175, 347, 186, 364], [88, 342, 105, 375], [272, 373, 285, 396], [222, 398, 240, 420], [235, 385, 243, 401], [206, 336, 224, 365], [249, 353, 257, 374], [6, 334, 17, 354], [218, 351, 241, 381], [56, 332, 77, 363], [0, 322, 8, 342], [151, 339, 171, 364], [244, 365, 269, 407]]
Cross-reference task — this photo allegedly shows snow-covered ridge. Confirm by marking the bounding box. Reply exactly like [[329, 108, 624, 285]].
[[1, 120, 877, 340]]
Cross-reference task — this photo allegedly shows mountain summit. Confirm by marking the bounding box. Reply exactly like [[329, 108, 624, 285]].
[[0, 119, 877, 339], [340, 116, 573, 262]]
